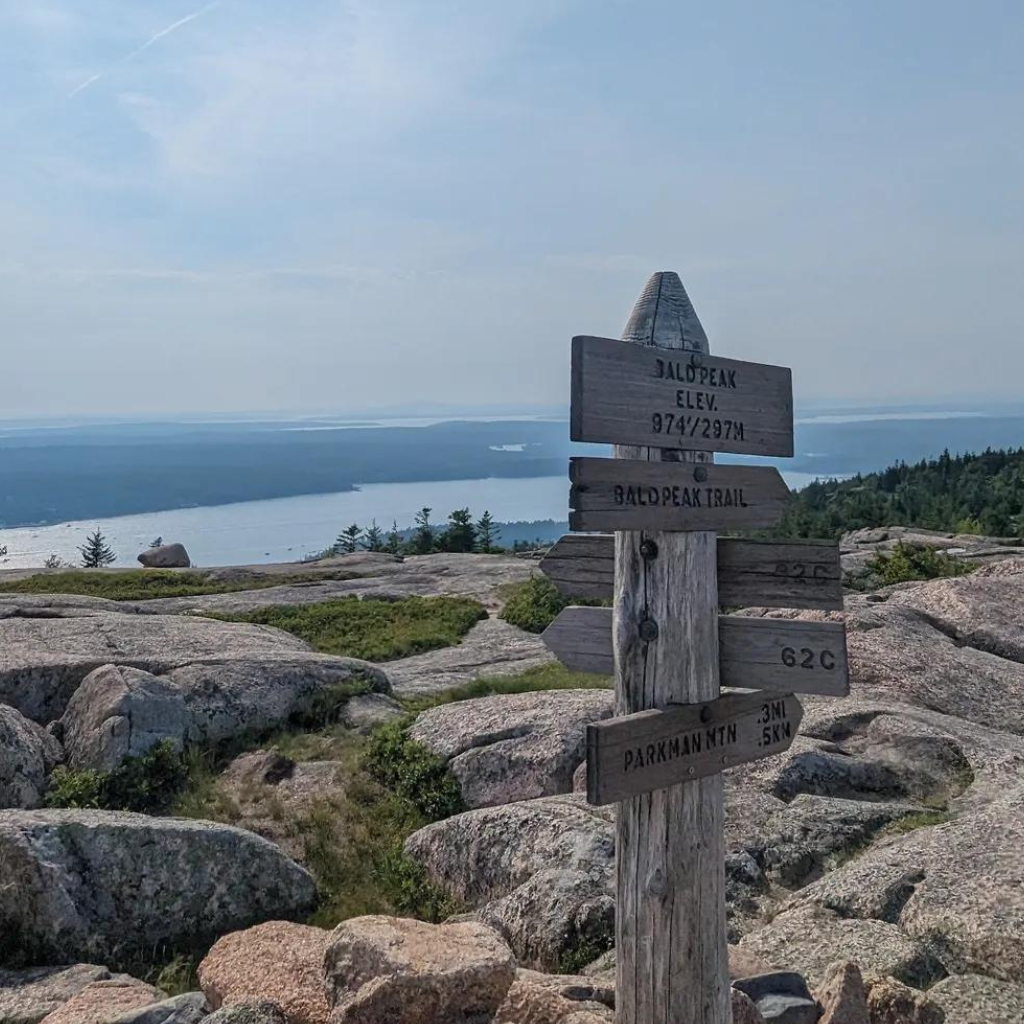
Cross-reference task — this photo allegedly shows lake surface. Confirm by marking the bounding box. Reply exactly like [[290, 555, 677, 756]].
[[0, 470, 825, 569]]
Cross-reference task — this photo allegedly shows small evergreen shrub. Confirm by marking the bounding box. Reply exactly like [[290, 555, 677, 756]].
[[46, 741, 188, 813], [499, 575, 575, 633], [363, 721, 464, 821], [867, 542, 976, 587]]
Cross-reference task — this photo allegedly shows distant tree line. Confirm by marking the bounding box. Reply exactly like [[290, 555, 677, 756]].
[[773, 447, 1024, 539], [326, 508, 506, 557]]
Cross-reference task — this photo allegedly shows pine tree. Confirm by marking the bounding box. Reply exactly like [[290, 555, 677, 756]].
[[443, 508, 476, 553], [476, 510, 500, 552], [362, 520, 385, 552], [335, 523, 363, 554], [385, 521, 403, 555], [412, 507, 435, 554], [80, 529, 116, 568]]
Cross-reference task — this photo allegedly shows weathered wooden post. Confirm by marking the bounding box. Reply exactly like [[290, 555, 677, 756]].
[[541, 272, 849, 1024], [612, 272, 728, 1024]]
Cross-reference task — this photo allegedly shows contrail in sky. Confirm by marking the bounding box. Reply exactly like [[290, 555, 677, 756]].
[[68, 1, 221, 98]]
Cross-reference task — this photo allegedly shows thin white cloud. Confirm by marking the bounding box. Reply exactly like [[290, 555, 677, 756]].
[[68, 1, 220, 98]]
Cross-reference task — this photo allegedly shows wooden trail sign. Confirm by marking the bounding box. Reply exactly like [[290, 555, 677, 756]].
[[542, 606, 850, 696], [571, 333, 794, 456], [568, 456, 790, 532], [586, 691, 803, 805], [539, 533, 844, 609]]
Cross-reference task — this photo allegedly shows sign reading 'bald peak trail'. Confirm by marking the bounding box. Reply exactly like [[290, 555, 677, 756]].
[[569, 456, 790, 532], [571, 334, 794, 457], [586, 690, 803, 805]]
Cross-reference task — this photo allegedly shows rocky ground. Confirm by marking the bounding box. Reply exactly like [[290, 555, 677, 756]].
[[2, 536, 1024, 1023]]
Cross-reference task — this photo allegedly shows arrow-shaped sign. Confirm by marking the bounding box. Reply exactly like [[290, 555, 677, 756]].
[[586, 690, 803, 804], [542, 606, 849, 697], [539, 534, 843, 610], [569, 457, 790, 532]]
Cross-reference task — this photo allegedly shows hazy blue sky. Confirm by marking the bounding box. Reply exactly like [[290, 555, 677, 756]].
[[2, 1, 1022, 417]]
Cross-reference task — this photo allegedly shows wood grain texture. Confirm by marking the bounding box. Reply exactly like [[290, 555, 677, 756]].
[[719, 616, 849, 696], [571, 334, 794, 457], [568, 457, 790, 532], [587, 691, 803, 804], [540, 534, 843, 609], [543, 606, 850, 696], [610, 272, 729, 1024]]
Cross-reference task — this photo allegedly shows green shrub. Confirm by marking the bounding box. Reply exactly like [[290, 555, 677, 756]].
[[363, 720, 464, 821], [210, 595, 487, 661], [46, 741, 188, 813], [44, 766, 105, 809], [500, 575, 579, 634], [557, 935, 614, 975], [867, 542, 976, 587]]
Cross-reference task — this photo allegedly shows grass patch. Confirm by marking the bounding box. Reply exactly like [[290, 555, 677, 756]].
[[0, 568, 361, 602], [401, 662, 611, 715], [867, 542, 977, 587], [884, 809, 952, 835], [210, 595, 487, 661]]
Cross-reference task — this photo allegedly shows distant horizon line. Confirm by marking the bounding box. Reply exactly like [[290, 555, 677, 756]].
[[3, 396, 1024, 430]]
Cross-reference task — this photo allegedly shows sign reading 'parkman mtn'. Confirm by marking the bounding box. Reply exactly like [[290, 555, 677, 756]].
[[571, 334, 794, 457], [586, 691, 804, 805]]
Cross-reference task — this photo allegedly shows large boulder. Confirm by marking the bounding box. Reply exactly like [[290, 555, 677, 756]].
[[322, 916, 516, 1024], [0, 965, 132, 1024], [386, 618, 553, 699], [926, 973, 1024, 1024], [738, 904, 941, 991], [406, 795, 614, 906], [38, 977, 164, 1024], [0, 608, 313, 723], [198, 921, 331, 1024], [407, 690, 614, 808], [59, 656, 388, 771], [787, 785, 1024, 984], [493, 969, 614, 1023], [406, 795, 614, 971], [108, 993, 209, 1024], [0, 810, 317, 969], [137, 544, 191, 569], [0, 704, 62, 808]]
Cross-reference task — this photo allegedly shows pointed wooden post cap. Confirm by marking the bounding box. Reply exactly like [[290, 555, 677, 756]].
[[622, 271, 709, 353]]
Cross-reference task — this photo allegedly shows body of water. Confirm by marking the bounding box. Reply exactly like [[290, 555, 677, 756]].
[[0, 470, 826, 570]]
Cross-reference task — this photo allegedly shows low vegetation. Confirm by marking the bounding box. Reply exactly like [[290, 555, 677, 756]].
[[210, 595, 487, 661], [46, 741, 189, 813], [401, 662, 611, 715], [866, 542, 976, 587], [499, 575, 607, 634], [0, 567, 361, 602]]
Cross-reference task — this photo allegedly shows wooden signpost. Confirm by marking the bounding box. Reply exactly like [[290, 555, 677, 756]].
[[544, 272, 850, 1024]]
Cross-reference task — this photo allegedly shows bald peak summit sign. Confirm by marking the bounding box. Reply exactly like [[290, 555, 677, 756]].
[[571, 334, 794, 457]]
